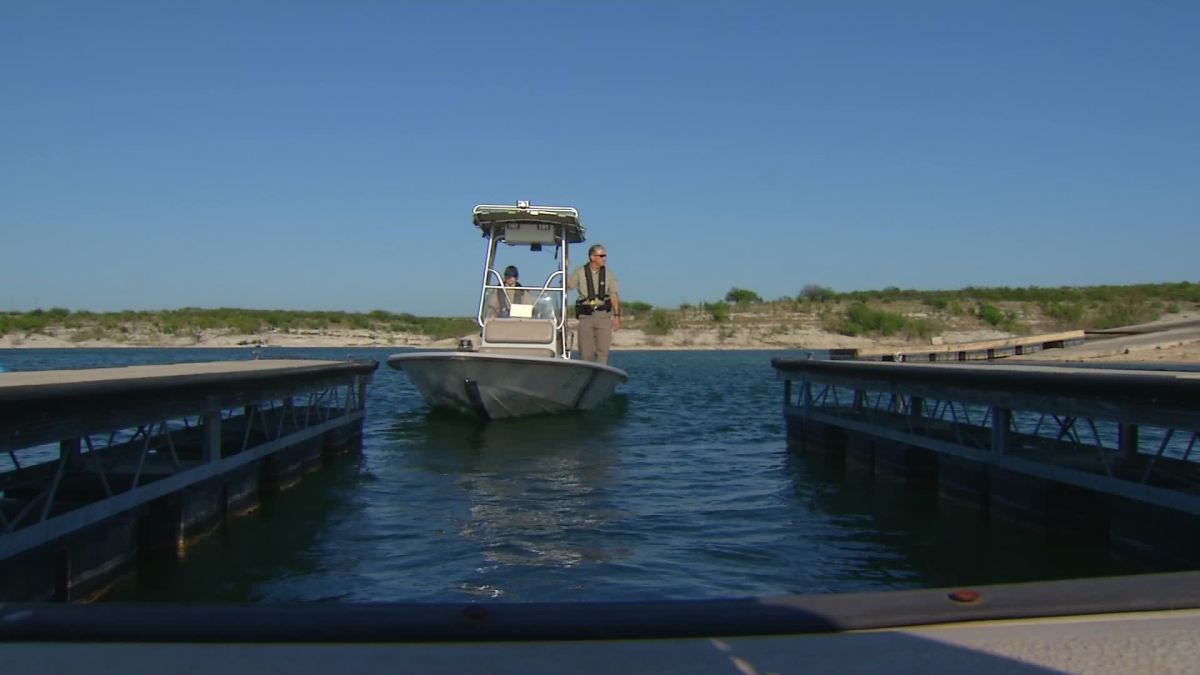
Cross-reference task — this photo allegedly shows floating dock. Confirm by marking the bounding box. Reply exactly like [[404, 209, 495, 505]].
[[0, 358, 377, 601], [772, 357, 1200, 568]]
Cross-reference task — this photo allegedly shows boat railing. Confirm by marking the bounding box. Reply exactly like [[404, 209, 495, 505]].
[[538, 269, 568, 332], [478, 269, 569, 332], [475, 267, 509, 326]]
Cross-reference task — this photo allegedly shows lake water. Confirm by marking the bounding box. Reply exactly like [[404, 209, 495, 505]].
[[0, 347, 1132, 603]]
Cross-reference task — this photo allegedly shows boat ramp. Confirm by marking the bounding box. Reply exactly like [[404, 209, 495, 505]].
[[842, 329, 1086, 361], [0, 358, 377, 601]]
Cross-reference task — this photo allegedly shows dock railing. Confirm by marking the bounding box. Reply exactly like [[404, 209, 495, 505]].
[[772, 358, 1200, 519]]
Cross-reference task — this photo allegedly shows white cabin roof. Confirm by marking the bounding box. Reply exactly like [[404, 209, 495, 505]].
[[472, 203, 586, 244]]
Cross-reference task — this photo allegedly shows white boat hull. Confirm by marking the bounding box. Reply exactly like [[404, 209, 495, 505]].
[[387, 352, 628, 419]]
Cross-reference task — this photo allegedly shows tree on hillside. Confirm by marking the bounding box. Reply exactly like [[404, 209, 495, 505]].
[[799, 284, 835, 302], [725, 287, 762, 304]]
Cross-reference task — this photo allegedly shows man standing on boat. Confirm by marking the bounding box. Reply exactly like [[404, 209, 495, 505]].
[[567, 244, 620, 364]]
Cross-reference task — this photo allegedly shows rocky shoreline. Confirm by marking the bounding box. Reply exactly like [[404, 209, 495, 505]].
[[0, 322, 1008, 352], [3, 319, 1199, 363]]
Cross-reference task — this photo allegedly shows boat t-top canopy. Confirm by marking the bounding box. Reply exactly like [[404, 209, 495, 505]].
[[473, 202, 586, 245]]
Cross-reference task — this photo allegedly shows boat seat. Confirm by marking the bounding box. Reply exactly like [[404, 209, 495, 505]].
[[477, 346, 557, 358], [483, 318, 556, 345]]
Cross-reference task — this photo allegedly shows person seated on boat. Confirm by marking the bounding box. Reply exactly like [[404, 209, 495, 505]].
[[487, 265, 530, 318]]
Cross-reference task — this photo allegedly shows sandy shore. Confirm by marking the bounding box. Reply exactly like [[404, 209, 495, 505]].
[[4, 318, 1199, 363], [0, 326, 972, 353]]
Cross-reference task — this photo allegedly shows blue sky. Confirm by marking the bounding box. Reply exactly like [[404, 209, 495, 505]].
[[2, 1, 1197, 316]]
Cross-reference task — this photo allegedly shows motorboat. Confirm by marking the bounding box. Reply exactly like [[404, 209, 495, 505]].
[[388, 201, 629, 419]]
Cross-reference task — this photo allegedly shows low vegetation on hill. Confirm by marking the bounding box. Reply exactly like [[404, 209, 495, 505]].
[[1, 282, 1196, 346], [626, 282, 1198, 341], [0, 308, 476, 344]]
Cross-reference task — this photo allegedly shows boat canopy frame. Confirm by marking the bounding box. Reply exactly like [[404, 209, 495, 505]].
[[472, 202, 585, 359]]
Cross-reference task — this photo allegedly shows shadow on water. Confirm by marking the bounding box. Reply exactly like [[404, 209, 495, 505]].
[[104, 454, 368, 603], [386, 394, 629, 456], [782, 449, 1136, 590]]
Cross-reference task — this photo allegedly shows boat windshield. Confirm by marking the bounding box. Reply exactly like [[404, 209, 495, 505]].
[[480, 242, 569, 325], [530, 292, 562, 320]]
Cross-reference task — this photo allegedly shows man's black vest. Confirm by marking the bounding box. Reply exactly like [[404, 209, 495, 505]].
[[576, 266, 612, 316]]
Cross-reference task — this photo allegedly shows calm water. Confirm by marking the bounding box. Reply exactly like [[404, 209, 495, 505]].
[[0, 347, 1131, 603]]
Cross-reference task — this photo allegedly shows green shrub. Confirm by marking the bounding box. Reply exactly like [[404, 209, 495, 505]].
[[725, 287, 762, 304], [1041, 302, 1084, 324], [905, 318, 941, 340], [417, 317, 477, 340], [1089, 301, 1158, 330], [12, 313, 50, 334], [838, 303, 907, 336], [643, 309, 677, 335], [705, 301, 731, 323], [977, 303, 1007, 327], [231, 316, 261, 335]]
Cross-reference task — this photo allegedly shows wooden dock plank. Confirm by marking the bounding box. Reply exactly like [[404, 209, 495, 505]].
[[0, 359, 352, 389]]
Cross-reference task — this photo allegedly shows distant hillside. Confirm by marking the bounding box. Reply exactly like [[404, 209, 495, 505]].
[[618, 281, 1199, 345], [0, 308, 476, 347], [1, 282, 1196, 348]]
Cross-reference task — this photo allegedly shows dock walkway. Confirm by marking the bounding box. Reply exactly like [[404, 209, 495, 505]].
[[0, 358, 377, 601]]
